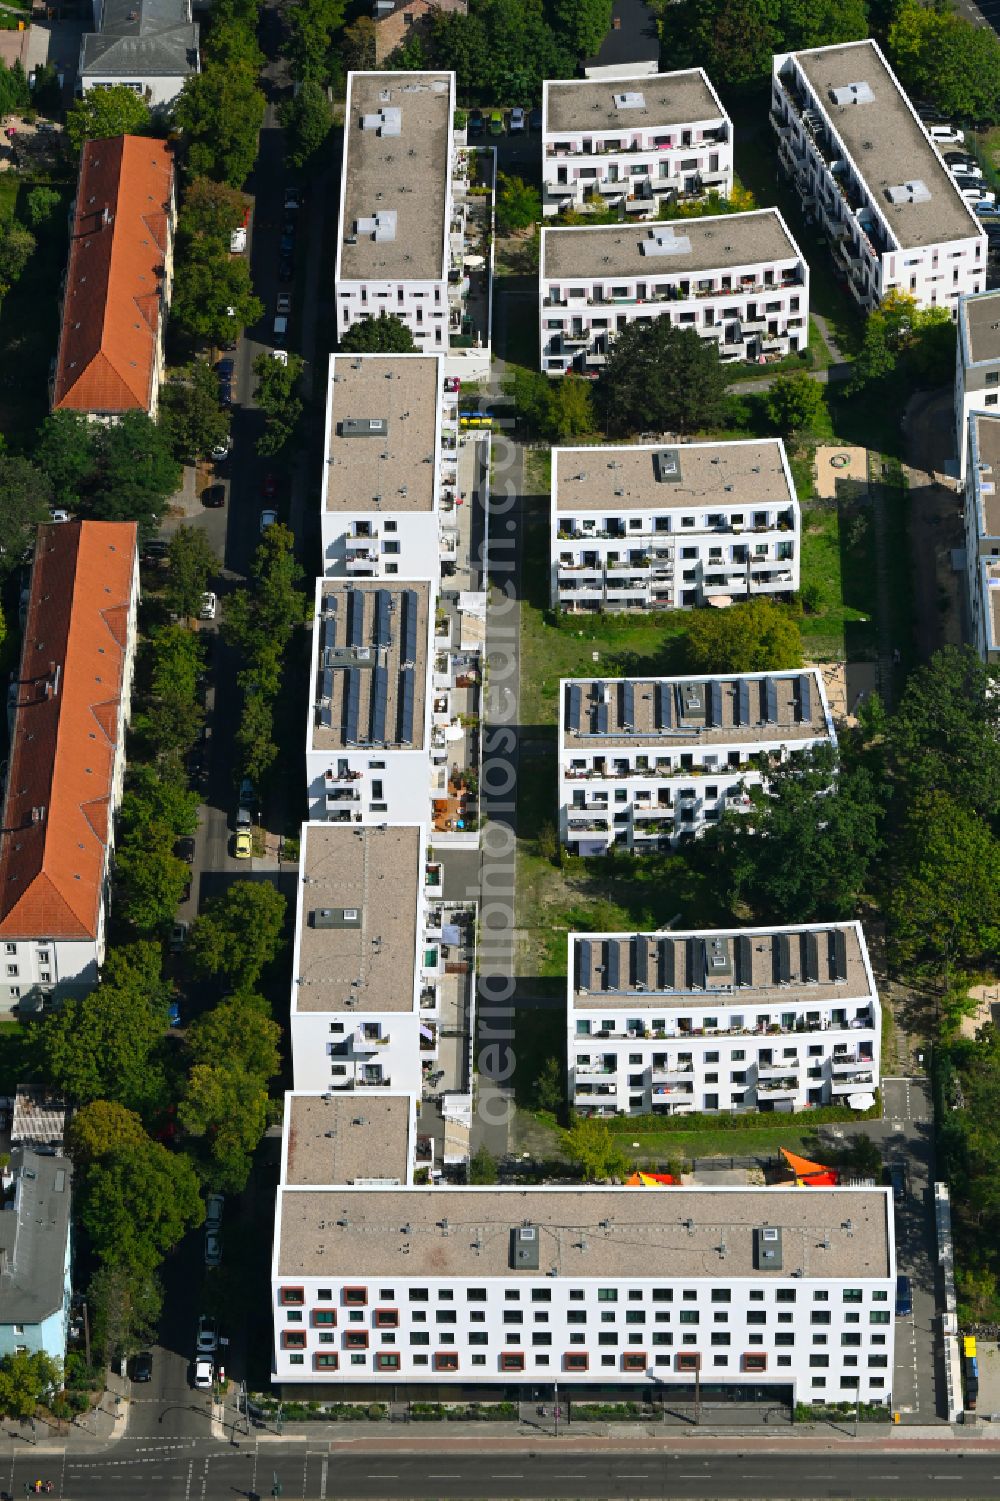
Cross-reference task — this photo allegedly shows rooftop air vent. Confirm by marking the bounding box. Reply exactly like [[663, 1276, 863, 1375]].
[[641, 226, 692, 258], [360, 107, 401, 137], [355, 211, 398, 242], [705, 935, 732, 979], [829, 81, 874, 107], [753, 1225, 783, 1270], [310, 907, 363, 929], [653, 448, 681, 483], [510, 1224, 540, 1270], [886, 180, 930, 205], [341, 417, 389, 438], [613, 91, 645, 110]]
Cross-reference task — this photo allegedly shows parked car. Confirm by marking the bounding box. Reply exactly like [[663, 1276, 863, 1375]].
[[196, 1315, 218, 1354], [509, 106, 526, 133], [49, 508, 70, 523], [205, 1193, 225, 1232], [132, 1351, 153, 1383], [888, 1161, 906, 1201], [229, 226, 247, 254], [205, 1232, 222, 1267], [201, 484, 225, 509], [895, 1275, 912, 1317], [236, 806, 252, 831], [489, 110, 504, 136], [276, 293, 291, 317], [238, 778, 256, 808], [175, 837, 195, 864], [279, 230, 295, 255], [193, 1357, 214, 1390], [261, 472, 278, 498], [278, 255, 294, 284], [944, 152, 982, 175], [468, 109, 484, 136], [199, 591, 217, 621], [260, 508, 277, 533], [234, 830, 252, 860], [168, 1000, 182, 1028], [169, 921, 188, 954], [273, 314, 288, 347], [216, 358, 235, 407], [529, 106, 542, 131], [210, 436, 231, 461], [284, 185, 302, 211], [928, 123, 964, 145]]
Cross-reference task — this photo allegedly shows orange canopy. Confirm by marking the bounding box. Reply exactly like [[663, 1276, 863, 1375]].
[[625, 1171, 677, 1186], [781, 1147, 839, 1186]]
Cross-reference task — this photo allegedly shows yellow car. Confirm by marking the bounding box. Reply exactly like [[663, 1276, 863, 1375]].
[[234, 830, 253, 860]]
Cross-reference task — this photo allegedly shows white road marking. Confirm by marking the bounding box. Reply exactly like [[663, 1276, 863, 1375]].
[[319, 1456, 328, 1501]]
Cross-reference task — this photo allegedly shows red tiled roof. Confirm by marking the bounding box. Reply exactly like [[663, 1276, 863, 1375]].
[[0, 521, 138, 941], [51, 134, 174, 415]]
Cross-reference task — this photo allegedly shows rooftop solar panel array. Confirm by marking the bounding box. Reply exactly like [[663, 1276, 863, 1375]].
[[344, 669, 362, 744], [401, 589, 418, 667], [398, 668, 415, 744], [566, 683, 582, 731], [347, 590, 365, 647], [374, 589, 392, 648], [371, 663, 389, 743], [605, 940, 620, 991], [577, 938, 593, 991]]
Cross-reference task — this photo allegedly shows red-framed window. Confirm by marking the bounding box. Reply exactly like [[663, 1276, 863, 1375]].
[[434, 1351, 459, 1371], [375, 1352, 400, 1371], [313, 1352, 338, 1370], [279, 1286, 304, 1306], [280, 1330, 306, 1349], [743, 1351, 767, 1373], [374, 1308, 399, 1328], [311, 1309, 337, 1327], [622, 1351, 646, 1372], [500, 1352, 525, 1372], [563, 1352, 589, 1372], [344, 1330, 369, 1350], [343, 1285, 368, 1306], [676, 1351, 701, 1373]]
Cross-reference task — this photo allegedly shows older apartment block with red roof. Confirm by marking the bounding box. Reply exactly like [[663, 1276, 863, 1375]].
[[0, 522, 139, 1013], [51, 134, 175, 420]]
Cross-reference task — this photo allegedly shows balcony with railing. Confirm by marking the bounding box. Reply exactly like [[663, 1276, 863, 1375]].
[[757, 1076, 801, 1097], [831, 1071, 876, 1094]]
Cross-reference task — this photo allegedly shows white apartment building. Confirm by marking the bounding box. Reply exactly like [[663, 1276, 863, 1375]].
[[289, 824, 476, 1148], [336, 73, 492, 376], [271, 1184, 896, 1407], [559, 668, 836, 854], [771, 39, 986, 313], [551, 438, 801, 612], [0, 522, 139, 1013], [279, 1093, 418, 1190], [539, 209, 808, 374], [320, 353, 460, 582], [336, 72, 455, 354], [955, 289, 1000, 482], [963, 412, 1000, 664], [541, 70, 732, 218], [567, 922, 880, 1118], [305, 578, 434, 824]]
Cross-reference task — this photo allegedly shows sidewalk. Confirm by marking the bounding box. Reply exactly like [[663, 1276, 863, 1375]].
[[0, 1373, 129, 1456]]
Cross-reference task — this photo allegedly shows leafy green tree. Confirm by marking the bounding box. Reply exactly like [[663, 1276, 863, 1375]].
[[534, 1055, 564, 1114], [0, 220, 34, 295], [81, 1140, 204, 1275], [171, 247, 263, 347], [684, 597, 803, 674], [840, 1133, 882, 1179], [280, 79, 334, 170], [703, 745, 884, 920], [670, 0, 867, 86], [252, 352, 304, 455], [889, 0, 1000, 124], [561, 1116, 632, 1181], [551, 0, 612, 56], [764, 369, 829, 438], [120, 761, 199, 842], [166, 524, 218, 621], [468, 1145, 499, 1184], [179, 1063, 270, 1192], [0, 456, 51, 574], [0, 1351, 62, 1420], [178, 177, 250, 249], [174, 67, 265, 187], [236, 688, 278, 783], [34, 411, 97, 510], [115, 836, 191, 935], [204, 9, 264, 72], [87, 412, 181, 531], [161, 363, 230, 461], [224, 523, 306, 684], [286, 0, 346, 80], [0, 59, 30, 119], [888, 791, 1000, 978], [503, 367, 594, 441], [495, 172, 541, 234], [66, 85, 151, 151], [148, 623, 205, 709], [888, 647, 1000, 819], [34, 943, 169, 1109], [340, 313, 417, 353], [25, 185, 60, 229], [66, 1101, 148, 1166], [186, 881, 286, 991], [186, 992, 281, 1080], [87, 1264, 163, 1365], [599, 320, 728, 436], [425, 0, 575, 100], [341, 14, 376, 70]]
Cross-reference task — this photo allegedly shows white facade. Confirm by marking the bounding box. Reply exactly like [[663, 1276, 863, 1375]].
[[272, 1184, 896, 1405], [540, 210, 808, 374], [771, 40, 985, 314], [955, 289, 1000, 482], [541, 70, 732, 218], [568, 923, 880, 1117], [551, 439, 801, 612], [559, 668, 836, 854], [963, 412, 1000, 665], [305, 578, 435, 825]]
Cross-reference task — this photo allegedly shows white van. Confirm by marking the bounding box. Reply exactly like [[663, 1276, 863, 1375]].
[[928, 123, 964, 146]]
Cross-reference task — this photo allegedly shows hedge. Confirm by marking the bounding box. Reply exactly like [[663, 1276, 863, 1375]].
[[597, 1099, 881, 1135]]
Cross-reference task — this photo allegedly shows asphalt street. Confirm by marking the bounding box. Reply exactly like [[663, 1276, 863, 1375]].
[[11, 1440, 1000, 1500]]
